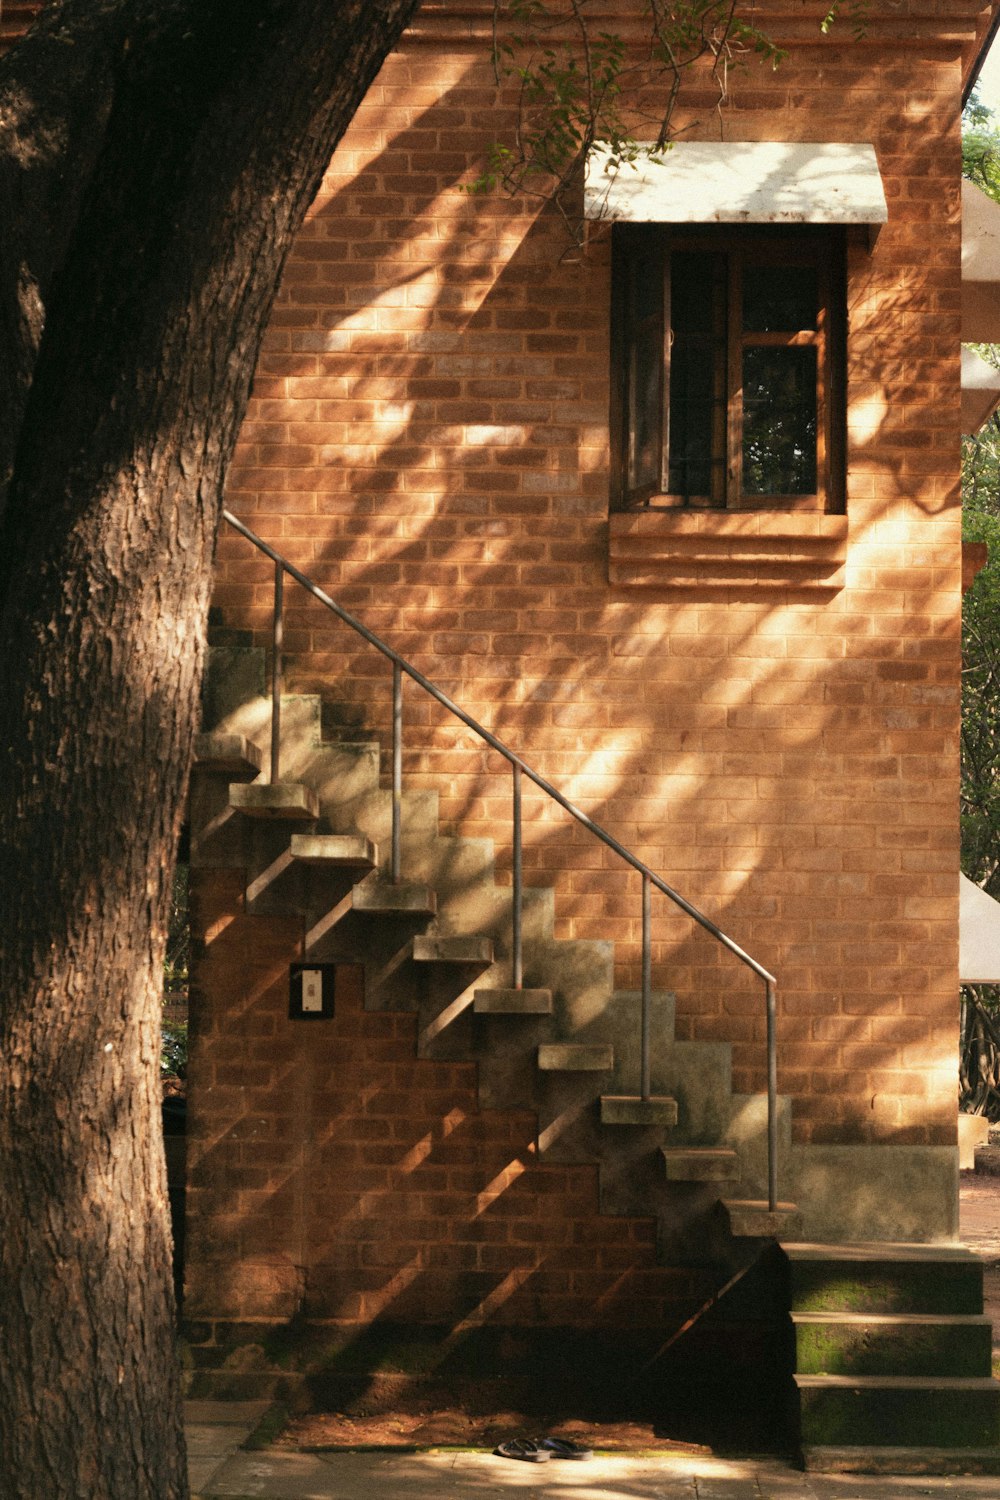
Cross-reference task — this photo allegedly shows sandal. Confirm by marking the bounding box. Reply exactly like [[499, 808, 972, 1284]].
[[540, 1435, 593, 1460], [494, 1438, 551, 1462]]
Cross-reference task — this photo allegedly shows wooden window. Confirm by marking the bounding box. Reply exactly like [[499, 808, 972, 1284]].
[[610, 225, 846, 513]]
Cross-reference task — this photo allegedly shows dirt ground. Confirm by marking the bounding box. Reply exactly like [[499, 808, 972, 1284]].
[[274, 1409, 713, 1455], [275, 1175, 1000, 1453]]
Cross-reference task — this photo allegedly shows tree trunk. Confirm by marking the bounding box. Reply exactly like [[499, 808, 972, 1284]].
[[0, 2, 420, 1495]]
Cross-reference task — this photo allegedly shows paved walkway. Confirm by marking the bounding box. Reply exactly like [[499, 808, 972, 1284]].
[[187, 1176, 1000, 1499], [186, 1407, 1000, 1500]]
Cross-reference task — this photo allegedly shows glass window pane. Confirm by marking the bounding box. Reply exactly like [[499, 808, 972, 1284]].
[[667, 251, 725, 498], [668, 340, 716, 496], [742, 346, 817, 495], [743, 263, 817, 333], [671, 252, 718, 333]]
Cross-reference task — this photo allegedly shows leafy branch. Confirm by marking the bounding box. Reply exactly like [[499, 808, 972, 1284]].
[[468, 0, 788, 240]]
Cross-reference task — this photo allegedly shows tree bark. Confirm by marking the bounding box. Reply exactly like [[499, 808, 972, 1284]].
[[0, 1, 420, 1495]]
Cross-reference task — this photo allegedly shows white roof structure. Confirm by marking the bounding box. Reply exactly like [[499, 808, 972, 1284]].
[[962, 178, 1000, 342], [584, 141, 888, 239], [960, 874, 1000, 983], [961, 346, 1000, 433]]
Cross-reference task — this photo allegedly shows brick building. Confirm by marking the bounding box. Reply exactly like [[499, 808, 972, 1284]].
[[184, 0, 1000, 1463]]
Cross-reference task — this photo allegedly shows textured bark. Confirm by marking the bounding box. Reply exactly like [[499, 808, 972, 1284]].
[[0, 1, 420, 1495]]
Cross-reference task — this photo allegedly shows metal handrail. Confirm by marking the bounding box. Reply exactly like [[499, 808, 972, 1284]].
[[221, 508, 781, 1210]]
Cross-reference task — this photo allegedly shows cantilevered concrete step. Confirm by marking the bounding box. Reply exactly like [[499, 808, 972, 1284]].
[[600, 1095, 678, 1126], [474, 988, 552, 1015], [538, 1043, 614, 1072], [411, 935, 494, 965], [783, 1242, 987, 1316], [723, 1199, 803, 1238], [229, 782, 318, 820], [793, 1311, 993, 1378], [195, 732, 263, 780], [289, 833, 378, 870], [663, 1147, 737, 1181], [352, 874, 436, 917], [795, 1373, 1000, 1450]]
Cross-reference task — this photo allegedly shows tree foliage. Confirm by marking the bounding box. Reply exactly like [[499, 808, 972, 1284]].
[[469, 0, 786, 235], [961, 94, 1000, 1117], [468, 0, 866, 244]]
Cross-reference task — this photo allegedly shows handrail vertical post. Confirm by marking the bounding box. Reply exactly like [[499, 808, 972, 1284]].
[[641, 874, 652, 1101], [271, 561, 284, 785], [766, 978, 778, 1212], [512, 763, 523, 990], [392, 663, 402, 883]]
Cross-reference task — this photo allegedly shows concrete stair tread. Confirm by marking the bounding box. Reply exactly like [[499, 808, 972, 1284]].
[[538, 1043, 614, 1072], [795, 1373, 1000, 1389], [662, 1146, 737, 1180], [229, 782, 318, 820], [474, 988, 552, 1014], [289, 833, 377, 869], [352, 875, 436, 916], [601, 1095, 678, 1126], [194, 732, 263, 780], [783, 1242, 986, 1263], [801, 1444, 1000, 1475], [411, 935, 494, 964], [793, 1311, 991, 1326], [723, 1199, 803, 1238]]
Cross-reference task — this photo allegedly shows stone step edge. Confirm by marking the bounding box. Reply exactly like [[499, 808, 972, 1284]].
[[662, 1147, 738, 1181], [411, 936, 495, 964], [723, 1199, 802, 1236], [795, 1374, 1000, 1390], [793, 1311, 992, 1327], [352, 878, 436, 916], [474, 988, 552, 1014], [537, 1044, 614, 1072], [800, 1444, 1000, 1475], [782, 1242, 986, 1263], [194, 731, 263, 780], [229, 782, 319, 820], [600, 1095, 678, 1126], [289, 833, 378, 868]]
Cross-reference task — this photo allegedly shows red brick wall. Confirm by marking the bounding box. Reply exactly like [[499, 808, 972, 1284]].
[[209, 5, 967, 1183], [185, 869, 711, 1326]]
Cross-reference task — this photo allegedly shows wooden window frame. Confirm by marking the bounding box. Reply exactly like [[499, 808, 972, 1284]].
[[610, 224, 846, 514]]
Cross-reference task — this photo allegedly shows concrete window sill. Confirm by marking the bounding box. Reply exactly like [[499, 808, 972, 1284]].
[[608, 510, 849, 592]]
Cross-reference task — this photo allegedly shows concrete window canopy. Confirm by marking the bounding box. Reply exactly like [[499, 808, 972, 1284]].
[[584, 141, 889, 249]]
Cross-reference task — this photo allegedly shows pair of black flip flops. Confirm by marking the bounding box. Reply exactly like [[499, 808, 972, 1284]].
[[494, 1436, 593, 1462]]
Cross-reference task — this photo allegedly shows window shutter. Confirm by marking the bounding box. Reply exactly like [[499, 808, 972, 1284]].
[[611, 227, 663, 508]]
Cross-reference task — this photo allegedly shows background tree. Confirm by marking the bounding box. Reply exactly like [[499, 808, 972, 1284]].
[[0, 3, 420, 1496], [961, 93, 1000, 1118]]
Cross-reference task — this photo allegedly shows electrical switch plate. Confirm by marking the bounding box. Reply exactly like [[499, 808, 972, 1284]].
[[289, 962, 337, 1020], [301, 969, 323, 1012]]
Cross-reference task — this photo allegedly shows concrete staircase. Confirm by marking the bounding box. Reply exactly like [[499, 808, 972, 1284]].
[[189, 649, 1000, 1455], [192, 648, 801, 1266], [786, 1242, 1000, 1472]]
